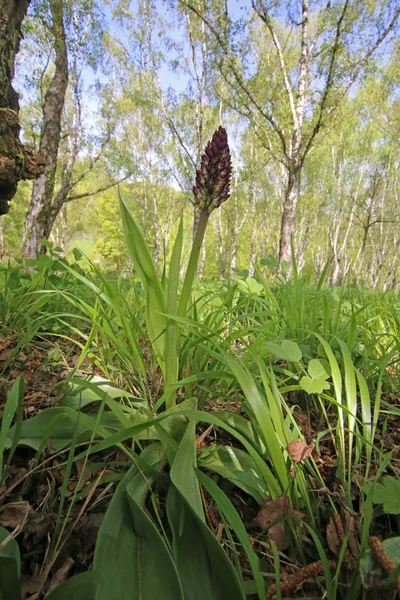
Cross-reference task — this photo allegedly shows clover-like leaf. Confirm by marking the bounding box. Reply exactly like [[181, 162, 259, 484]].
[[300, 376, 330, 394], [372, 477, 400, 514], [264, 340, 302, 363], [300, 359, 330, 394], [308, 359, 329, 380]]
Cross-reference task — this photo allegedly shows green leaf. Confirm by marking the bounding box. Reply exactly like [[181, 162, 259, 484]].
[[360, 537, 400, 589], [300, 359, 330, 394], [167, 485, 245, 600], [300, 375, 330, 395], [308, 359, 329, 380], [120, 189, 167, 371], [72, 248, 83, 261], [336, 338, 358, 480], [198, 445, 266, 505], [170, 420, 204, 521], [0, 525, 21, 600], [237, 277, 263, 295], [94, 443, 183, 600], [372, 477, 400, 514], [0, 376, 24, 481], [165, 217, 183, 406], [6, 407, 93, 452], [219, 352, 288, 492], [196, 470, 265, 600], [264, 340, 302, 363], [260, 255, 279, 269], [45, 572, 98, 600]]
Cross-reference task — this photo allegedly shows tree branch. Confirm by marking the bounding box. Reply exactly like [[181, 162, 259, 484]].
[[65, 175, 131, 203], [251, 0, 298, 129], [178, 0, 289, 158]]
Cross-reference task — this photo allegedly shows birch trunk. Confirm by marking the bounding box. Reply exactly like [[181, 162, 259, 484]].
[[278, 165, 301, 264], [23, 0, 68, 258]]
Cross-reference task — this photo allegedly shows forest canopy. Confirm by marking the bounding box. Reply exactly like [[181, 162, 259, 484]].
[[1, 0, 399, 288]]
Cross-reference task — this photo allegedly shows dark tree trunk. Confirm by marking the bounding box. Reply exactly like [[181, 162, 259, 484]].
[[23, 0, 68, 258], [0, 0, 45, 214], [0, 0, 28, 112]]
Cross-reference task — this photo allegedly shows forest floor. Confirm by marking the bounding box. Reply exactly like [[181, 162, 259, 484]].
[[1, 326, 400, 599]]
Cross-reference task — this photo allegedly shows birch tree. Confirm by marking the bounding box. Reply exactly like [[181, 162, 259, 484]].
[[21, 0, 122, 258], [181, 0, 400, 265]]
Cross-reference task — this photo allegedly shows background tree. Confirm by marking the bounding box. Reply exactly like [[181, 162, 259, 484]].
[[20, 0, 127, 258], [180, 0, 400, 264]]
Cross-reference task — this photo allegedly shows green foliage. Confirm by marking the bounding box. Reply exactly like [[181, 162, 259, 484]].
[[370, 477, 400, 515], [0, 526, 21, 600], [360, 536, 400, 592], [0, 189, 399, 599], [300, 359, 330, 394]]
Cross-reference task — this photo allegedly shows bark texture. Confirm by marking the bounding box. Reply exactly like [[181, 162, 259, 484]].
[[23, 0, 68, 258], [0, 0, 45, 214]]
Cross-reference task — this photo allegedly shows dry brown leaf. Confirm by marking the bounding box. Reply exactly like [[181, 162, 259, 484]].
[[287, 507, 306, 520], [269, 522, 288, 551], [345, 512, 360, 559], [293, 408, 312, 437], [257, 494, 289, 551], [46, 557, 75, 594], [0, 501, 53, 541], [21, 573, 42, 599], [288, 440, 315, 463], [326, 516, 340, 557], [0, 501, 30, 528], [0, 348, 13, 362], [11, 367, 34, 382]]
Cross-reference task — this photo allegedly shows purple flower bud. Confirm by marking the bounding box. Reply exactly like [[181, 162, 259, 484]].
[[192, 126, 232, 212]]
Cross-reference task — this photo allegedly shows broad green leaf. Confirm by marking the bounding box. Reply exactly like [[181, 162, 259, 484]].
[[314, 334, 344, 458], [120, 189, 167, 371], [165, 218, 184, 401], [317, 256, 331, 290], [212, 410, 264, 451], [264, 340, 302, 363], [45, 572, 98, 600], [253, 358, 289, 447], [72, 248, 83, 261], [300, 375, 330, 394], [0, 376, 24, 480], [237, 277, 263, 295], [260, 255, 279, 269], [0, 525, 21, 600], [72, 408, 281, 498], [360, 537, 400, 589], [157, 398, 197, 447], [198, 445, 266, 505], [196, 470, 265, 600], [372, 477, 400, 514], [308, 359, 329, 380], [170, 420, 204, 521], [5, 407, 93, 452], [337, 338, 358, 479], [167, 485, 245, 600], [219, 351, 288, 492], [300, 359, 330, 394], [356, 369, 373, 476], [94, 443, 183, 600]]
